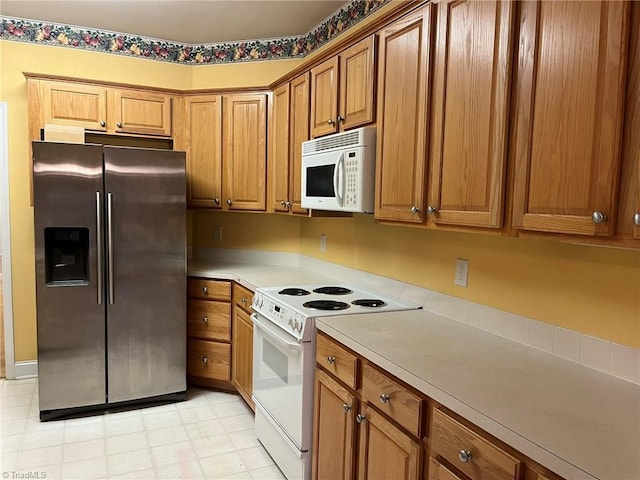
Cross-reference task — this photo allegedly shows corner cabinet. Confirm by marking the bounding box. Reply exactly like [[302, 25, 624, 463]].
[[310, 35, 376, 138], [427, 0, 514, 229], [231, 283, 255, 411], [375, 5, 434, 223], [510, 0, 630, 237], [223, 94, 268, 211], [35, 79, 172, 136]]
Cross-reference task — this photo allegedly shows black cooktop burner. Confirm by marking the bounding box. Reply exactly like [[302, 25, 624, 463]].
[[278, 288, 311, 296], [351, 299, 387, 308], [303, 300, 350, 311], [313, 286, 353, 295]]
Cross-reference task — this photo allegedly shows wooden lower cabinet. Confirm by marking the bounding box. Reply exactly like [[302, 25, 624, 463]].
[[231, 283, 255, 410], [313, 333, 566, 480], [187, 338, 231, 381], [357, 403, 422, 480]]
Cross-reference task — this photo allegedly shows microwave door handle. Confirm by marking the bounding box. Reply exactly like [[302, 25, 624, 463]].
[[333, 152, 345, 207]]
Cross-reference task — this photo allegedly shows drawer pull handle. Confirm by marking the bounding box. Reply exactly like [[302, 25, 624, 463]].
[[379, 393, 390, 404], [356, 413, 366, 424], [342, 404, 351, 413], [202, 356, 208, 365], [202, 286, 208, 294], [634, 213, 640, 226], [327, 356, 336, 365], [242, 298, 248, 304], [592, 211, 607, 224], [458, 449, 472, 463], [202, 316, 208, 324]]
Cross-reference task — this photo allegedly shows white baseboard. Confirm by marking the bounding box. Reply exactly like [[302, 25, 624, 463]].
[[14, 361, 38, 379]]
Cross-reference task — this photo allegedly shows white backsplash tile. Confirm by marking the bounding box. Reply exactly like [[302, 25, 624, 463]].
[[452, 298, 470, 324], [580, 335, 612, 374], [553, 327, 582, 362], [434, 293, 454, 319], [529, 321, 554, 353], [485, 307, 508, 336], [507, 314, 531, 345], [610, 343, 640, 384]]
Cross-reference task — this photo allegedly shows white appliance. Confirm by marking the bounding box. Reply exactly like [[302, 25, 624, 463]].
[[301, 126, 376, 213], [251, 284, 421, 480]]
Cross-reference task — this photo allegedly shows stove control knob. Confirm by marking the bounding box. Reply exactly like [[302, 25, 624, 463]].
[[297, 323, 303, 333], [293, 320, 300, 331], [288, 317, 294, 327]]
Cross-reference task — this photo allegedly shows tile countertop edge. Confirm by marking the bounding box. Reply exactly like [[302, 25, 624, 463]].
[[316, 318, 619, 480]]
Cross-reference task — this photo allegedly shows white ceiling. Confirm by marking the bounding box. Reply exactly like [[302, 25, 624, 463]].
[[0, 0, 347, 44]]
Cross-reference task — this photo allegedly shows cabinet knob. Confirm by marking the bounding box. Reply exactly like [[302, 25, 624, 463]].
[[116, 121, 122, 128], [327, 356, 336, 365], [592, 211, 607, 224], [356, 413, 366, 424], [379, 393, 390, 404], [327, 118, 335, 126], [286, 201, 292, 208], [202, 286, 208, 294], [280, 200, 287, 206], [427, 206, 438, 215], [458, 449, 472, 463], [342, 404, 351, 413], [100, 120, 106, 127], [242, 298, 248, 304], [202, 356, 208, 365], [410, 206, 420, 214], [226, 199, 232, 206], [202, 316, 208, 324], [337, 115, 345, 124], [214, 198, 220, 205], [634, 213, 640, 227]]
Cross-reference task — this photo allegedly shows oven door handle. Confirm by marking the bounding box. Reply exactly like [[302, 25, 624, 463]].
[[252, 313, 303, 351]]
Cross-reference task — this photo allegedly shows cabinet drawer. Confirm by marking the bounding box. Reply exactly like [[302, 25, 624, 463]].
[[233, 283, 254, 314], [187, 339, 230, 381], [187, 299, 231, 341], [187, 278, 231, 301], [431, 409, 522, 480], [316, 333, 359, 390], [361, 362, 424, 437]]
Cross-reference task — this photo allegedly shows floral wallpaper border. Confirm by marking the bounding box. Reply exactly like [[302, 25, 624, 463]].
[[0, 0, 390, 64]]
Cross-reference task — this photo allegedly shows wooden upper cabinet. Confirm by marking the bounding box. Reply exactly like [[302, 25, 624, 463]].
[[375, 6, 434, 223], [511, 0, 630, 236], [269, 84, 291, 212], [184, 95, 223, 208], [289, 73, 311, 215], [222, 94, 267, 211], [42, 81, 108, 131], [339, 35, 376, 131], [311, 35, 376, 138], [428, 0, 514, 229], [311, 56, 339, 137], [111, 89, 172, 136]]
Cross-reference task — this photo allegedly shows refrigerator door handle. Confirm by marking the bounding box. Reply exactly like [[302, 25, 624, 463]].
[[107, 192, 114, 305], [96, 192, 103, 305]]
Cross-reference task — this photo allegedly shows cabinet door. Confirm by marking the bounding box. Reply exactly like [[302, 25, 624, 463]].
[[42, 81, 107, 131], [375, 6, 434, 223], [185, 95, 223, 208], [289, 72, 311, 215], [222, 94, 268, 211], [111, 89, 172, 136], [511, 1, 629, 236], [339, 35, 376, 131], [312, 368, 356, 480], [428, 458, 463, 480], [357, 404, 422, 480], [311, 56, 339, 137], [269, 84, 291, 212], [232, 307, 254, 410], [429, 0, 514, 228]]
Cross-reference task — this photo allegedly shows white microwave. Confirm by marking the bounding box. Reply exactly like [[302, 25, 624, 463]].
[[301, 126, 376, 213]]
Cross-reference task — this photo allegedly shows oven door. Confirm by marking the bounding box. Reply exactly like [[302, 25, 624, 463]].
[[252, 312, 311, 451]]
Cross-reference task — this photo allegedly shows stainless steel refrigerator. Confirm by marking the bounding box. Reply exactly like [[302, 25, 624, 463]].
[[33, 142, 187, 420]]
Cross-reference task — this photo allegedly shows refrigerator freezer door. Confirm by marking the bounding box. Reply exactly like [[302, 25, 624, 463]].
[[33, 142, 107, 412], [104, 146, 186, 403]]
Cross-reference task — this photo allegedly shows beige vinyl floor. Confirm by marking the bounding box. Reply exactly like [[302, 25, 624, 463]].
[[0, 378, 285, 479]]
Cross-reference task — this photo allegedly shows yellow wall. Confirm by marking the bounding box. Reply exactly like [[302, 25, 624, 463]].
[[192, 59, 301, 89]]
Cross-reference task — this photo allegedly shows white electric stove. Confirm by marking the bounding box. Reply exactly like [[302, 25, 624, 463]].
[[251, 283, 421, 480]]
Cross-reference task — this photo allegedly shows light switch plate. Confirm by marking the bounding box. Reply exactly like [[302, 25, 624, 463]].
[[455, 258, 469, 287]]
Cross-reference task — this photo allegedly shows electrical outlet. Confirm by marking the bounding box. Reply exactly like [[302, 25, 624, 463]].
[[320, 234, 327, 253], [455, 258, 469, 287], [213, 225, 222, 242]]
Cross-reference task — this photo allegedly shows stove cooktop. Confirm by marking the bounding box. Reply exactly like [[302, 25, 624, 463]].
[[252, 283, 422, 341]]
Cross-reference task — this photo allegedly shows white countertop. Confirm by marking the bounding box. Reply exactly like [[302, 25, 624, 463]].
[[188, 258, 640, 480]]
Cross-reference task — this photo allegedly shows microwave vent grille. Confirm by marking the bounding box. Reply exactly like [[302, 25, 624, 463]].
[[303, 130, 361, 154]]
